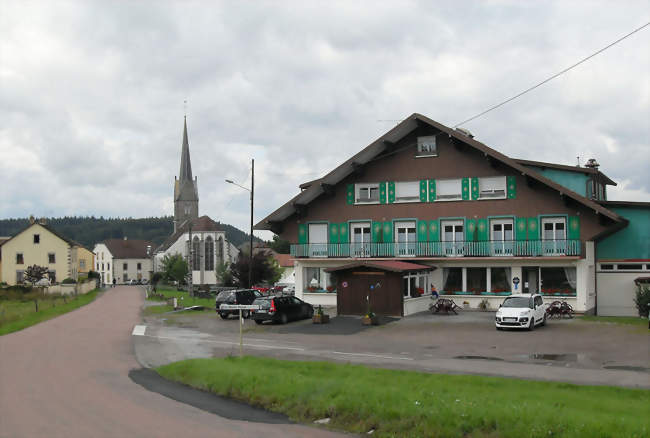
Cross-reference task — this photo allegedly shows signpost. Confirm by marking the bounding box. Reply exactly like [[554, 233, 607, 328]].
[[219, 304, 260, 356]]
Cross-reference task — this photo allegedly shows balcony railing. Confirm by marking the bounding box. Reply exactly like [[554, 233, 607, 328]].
[[290, 240, 581, 258]]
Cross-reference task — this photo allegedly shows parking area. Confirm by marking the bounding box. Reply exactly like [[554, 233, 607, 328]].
[[138, 307, 650, 388]]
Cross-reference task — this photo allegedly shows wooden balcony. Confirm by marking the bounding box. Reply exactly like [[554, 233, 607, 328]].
[[290, 240, 581, 258]]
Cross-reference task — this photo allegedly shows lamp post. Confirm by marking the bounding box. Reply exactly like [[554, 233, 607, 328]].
[[225, 158, 254, 288]]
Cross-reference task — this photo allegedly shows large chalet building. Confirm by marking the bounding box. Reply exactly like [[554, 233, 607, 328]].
[[256, 114, 649, 317]]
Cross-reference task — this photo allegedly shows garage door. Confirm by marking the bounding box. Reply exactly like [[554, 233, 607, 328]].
[[597, 273, 638, 316], [337, 272, 402, 316]]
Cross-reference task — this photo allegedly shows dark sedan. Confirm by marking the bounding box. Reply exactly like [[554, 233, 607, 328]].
[[251, 296, 314, 325], [215, 289, 260, 319]]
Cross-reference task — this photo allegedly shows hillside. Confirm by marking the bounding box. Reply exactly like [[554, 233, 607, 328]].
[[0, 216, 262, 249]]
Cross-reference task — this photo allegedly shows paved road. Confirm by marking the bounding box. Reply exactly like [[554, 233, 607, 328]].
[[0, 287, 345, 438]]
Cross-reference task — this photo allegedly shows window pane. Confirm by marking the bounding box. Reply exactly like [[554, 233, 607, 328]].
[[540, 267, 576, 296], [490, 268, 511, 292], [466, 268, 487, 294], [442, 268, 462, 293]]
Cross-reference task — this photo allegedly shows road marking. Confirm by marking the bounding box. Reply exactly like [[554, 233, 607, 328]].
[[132, 325, 147, 336], [143, 334, 306, 352], [332, 351, 414, 361]]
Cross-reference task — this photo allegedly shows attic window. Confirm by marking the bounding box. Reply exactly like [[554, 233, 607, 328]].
[[478, 176, 506, 199], [355, 183, 380, 203], [417, 136, 437, 157], [33, 234, 40, 244]]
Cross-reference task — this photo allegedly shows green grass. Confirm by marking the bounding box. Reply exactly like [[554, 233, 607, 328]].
[[147, 286, 215, 309], [0, 289, 100, 335], [578, 315, 648, 326], [157, 356, 650, 438]]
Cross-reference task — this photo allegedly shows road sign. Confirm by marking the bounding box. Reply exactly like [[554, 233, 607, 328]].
[[219, 304, 260, 310]]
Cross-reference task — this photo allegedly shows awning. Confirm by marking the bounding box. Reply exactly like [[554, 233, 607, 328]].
[[325, 260, 435, 273]]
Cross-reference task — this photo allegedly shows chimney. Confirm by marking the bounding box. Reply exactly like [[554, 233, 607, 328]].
[[29, 215, 35, 224]]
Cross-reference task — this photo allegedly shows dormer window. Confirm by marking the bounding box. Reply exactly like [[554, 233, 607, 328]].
[[355, 183, 380, 204], [417, 136, 437, 157], [478, 176, 506, 199]]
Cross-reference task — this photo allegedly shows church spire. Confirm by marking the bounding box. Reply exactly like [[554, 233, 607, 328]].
[[179, 116, 193, 182]]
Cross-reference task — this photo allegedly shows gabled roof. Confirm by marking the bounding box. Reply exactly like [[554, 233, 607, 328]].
[[256, 113, 624, 230], [514, 158, 617, 186], [156, 215, 224, 252], [325, 260, 434, 273], [103, 238, 154, 259], [1, 222, 77, 248]]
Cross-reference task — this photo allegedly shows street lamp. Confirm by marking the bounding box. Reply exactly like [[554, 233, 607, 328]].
[[225, 158, 254, 288]]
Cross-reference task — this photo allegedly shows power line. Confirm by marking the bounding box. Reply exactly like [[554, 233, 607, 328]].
[[453, 21, 650, 128]]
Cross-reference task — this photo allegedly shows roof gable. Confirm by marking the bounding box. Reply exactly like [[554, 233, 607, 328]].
[[104, 238, 154, 259], [156, 215, 224, 252]]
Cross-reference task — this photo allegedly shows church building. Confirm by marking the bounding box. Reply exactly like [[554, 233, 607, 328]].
[[154, 117, 239, 285]]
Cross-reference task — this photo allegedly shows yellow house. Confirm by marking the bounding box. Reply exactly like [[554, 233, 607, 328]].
[[0, 218, 81, 285], [0, 237, 11, 283], [76, 246, 94, 277]]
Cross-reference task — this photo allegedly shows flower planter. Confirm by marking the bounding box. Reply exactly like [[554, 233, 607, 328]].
[[361, 316, 380, 326], [312, 314, 330, 324]]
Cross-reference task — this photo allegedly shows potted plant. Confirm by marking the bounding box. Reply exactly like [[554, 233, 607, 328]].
[[362, 310, 379, 326], [312, 305, 330, 324], [463, 300, 470, 309]]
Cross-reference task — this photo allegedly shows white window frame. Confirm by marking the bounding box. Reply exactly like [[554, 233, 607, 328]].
[[441, 219, 464, 257], [436, 179, 463, 201], [350, 222, 371, 257], [541, 217, 567, 255], [394, 221, 417, 257], [490, 218, 514, 256], [308, 223, 328, 258], [394, 181, 420, 203], [355, 183, 380, 204], [416, 136, 438, 157], [478, 176, 507, 200]]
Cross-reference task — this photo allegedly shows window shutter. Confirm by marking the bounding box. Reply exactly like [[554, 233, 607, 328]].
[[429, 220, 439, 241], [339, 222, 349, 243], [418, 220, 428, 242], [477, 218, 489, 241], [507, 176, 516, 199], [379, 182, 387, 204], [428, 179, 436, 201], [419, 180, 428, 202], [462, 177, 470, 200], [372, 221, 382, 243], [346, 184, 354, 204], [527, 217, 539, 240], [471, 177, 480, 200], [382, 221, 393, 242], [388, 182, 395, 203], [515, 217, 527, 241], [568, 216, 580, 240], [465, 219, 477, 241], [298, 224, 308, 244], [329, 223, 339, 244]]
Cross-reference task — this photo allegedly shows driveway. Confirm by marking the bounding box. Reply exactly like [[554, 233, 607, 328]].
[[0, 287, 345, 438], [136, 308, 650, 389]]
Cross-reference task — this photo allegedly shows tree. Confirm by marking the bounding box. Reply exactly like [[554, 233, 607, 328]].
[[216, 262, 235, 287], [268, 234, 290, 254], [24, 265, 49, 284], [169, 257, 188, 290], [161, 253, 184, 282], [229, 252, 282, 287]]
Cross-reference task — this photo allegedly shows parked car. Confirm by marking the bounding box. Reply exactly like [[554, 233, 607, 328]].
[[141, 279, 149, 285], [215, 289, 259, 319], [251, 295, 314, 325], [495, 294, 546, 330], [252, 286, 270, 294]]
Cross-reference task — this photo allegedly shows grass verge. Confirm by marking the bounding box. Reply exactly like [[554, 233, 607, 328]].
[[147, 286, 214, 309], [0, 289, 100, 336], [157, 356, 649, 438], [578, 315, 648, 326]]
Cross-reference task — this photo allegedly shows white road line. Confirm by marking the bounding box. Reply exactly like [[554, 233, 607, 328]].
[[332, 351, 414, 361], [132, 325, 147, 336]]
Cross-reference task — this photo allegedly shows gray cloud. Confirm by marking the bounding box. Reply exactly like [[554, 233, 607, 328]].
[[0, 0, 648, 239]]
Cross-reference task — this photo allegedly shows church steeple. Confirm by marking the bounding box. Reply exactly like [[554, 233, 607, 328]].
[[174, 116, 199, 232]]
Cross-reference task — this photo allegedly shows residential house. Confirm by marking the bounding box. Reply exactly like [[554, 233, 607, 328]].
[[272, 252, 295, 287], [1, 217, 83, 285], [0, 237, 11, 283], [77, 246, 95, 278], [93, 237, 154, 284], [256, 114, 648, 317]]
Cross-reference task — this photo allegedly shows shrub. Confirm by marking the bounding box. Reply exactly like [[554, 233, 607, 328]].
[[633, 284, 650, 318], [87, 270, 100, 279], [478, 298, 490, 310], [61, 278, 77, 284]]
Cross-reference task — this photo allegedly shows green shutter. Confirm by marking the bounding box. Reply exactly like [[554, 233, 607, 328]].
[[420, 180, 428, 202], [477, 218, 489, 241], [515, 217, 527, 240], [298, 224, 307, 244], [462, 177, 470, 200], [568, 216, 580, 240], [346, 184, 354, 204], [372, 221, 382, 243], [428, 179, 436, 202], [429, 220, 439, 241], [471, 177, 480, 200], [507, 176, 516, 199], [418, 220, 428, 242], [329, 223, 339, 244], [388, 182, 395, 203], [465, 219, 477, 241], [379, 182, 387, 204], [527, 217, 539, 240], [382, 221, 393, 243], [339, 222, 349, 243]]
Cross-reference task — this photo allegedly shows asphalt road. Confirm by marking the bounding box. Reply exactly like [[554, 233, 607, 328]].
[[0, 287, 345, 438]]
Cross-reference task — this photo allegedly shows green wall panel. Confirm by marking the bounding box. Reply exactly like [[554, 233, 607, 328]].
[[477, 218, 489, 241], [568, 216, 580, 240], [329, 223, 339, 244], [462, 177, 470, 200], [388, 182, 395, 203], [339, 222, 349, 243], [465, 219, 477, 241], [429, 220, 439, 241], [372, 221, 383, 243], [515, 217, 527, 241], [597, 206, 650, 259], [418, 220, 428, 242], [428, 179, 436, 202], [379, 182, 387, 204], [507, 176, 516, 199], [346, 184, 354, 204], [527, 217, 539, 240], [420, 180, 428, 202], [298, 224, 308, 244], [471, 177, 480, 200], [382, 221, 393, 243]]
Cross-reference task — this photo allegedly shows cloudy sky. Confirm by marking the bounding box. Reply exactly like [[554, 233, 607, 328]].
[[1, 0, 648, 239]]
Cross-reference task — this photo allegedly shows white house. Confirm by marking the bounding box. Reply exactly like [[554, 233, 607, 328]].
[[93, 237, 154, 285]]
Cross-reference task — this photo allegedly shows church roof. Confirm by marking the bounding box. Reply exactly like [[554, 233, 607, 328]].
[[157, 215, 224, 252], [179, 116, 193, 182], [103, 238, 154, 259]]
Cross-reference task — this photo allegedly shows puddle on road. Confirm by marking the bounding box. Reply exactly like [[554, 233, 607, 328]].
[[529, 353, 579, 362], [454, 355, 504, 361]]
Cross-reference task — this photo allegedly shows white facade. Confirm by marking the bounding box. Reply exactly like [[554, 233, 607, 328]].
[[93, 243, 114, 285], [93, 243, 153, 285]]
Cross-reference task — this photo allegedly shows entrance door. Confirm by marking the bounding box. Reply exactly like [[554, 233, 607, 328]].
[[523, 267, 539, 294], [394, 221, 416, 256], [350, 223, 371, 257], [308, 223, 328, 257], [441, 220, 464, 256], [337, 272, 402, 316]]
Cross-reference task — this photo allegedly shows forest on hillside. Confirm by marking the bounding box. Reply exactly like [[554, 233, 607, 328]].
[[0, 216, 262, 249]]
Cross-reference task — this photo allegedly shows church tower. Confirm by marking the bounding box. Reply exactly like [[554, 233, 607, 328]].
[[173, 116, 199, 232]]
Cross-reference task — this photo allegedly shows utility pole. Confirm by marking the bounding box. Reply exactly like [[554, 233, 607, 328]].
[[188, 223, 193, 297], [249, 158, 254, 288]]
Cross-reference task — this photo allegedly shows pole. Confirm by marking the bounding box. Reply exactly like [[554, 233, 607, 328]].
[[239, 308, 243, 357], [188, 224, 193, 297], [249, 158, 254, 288]]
